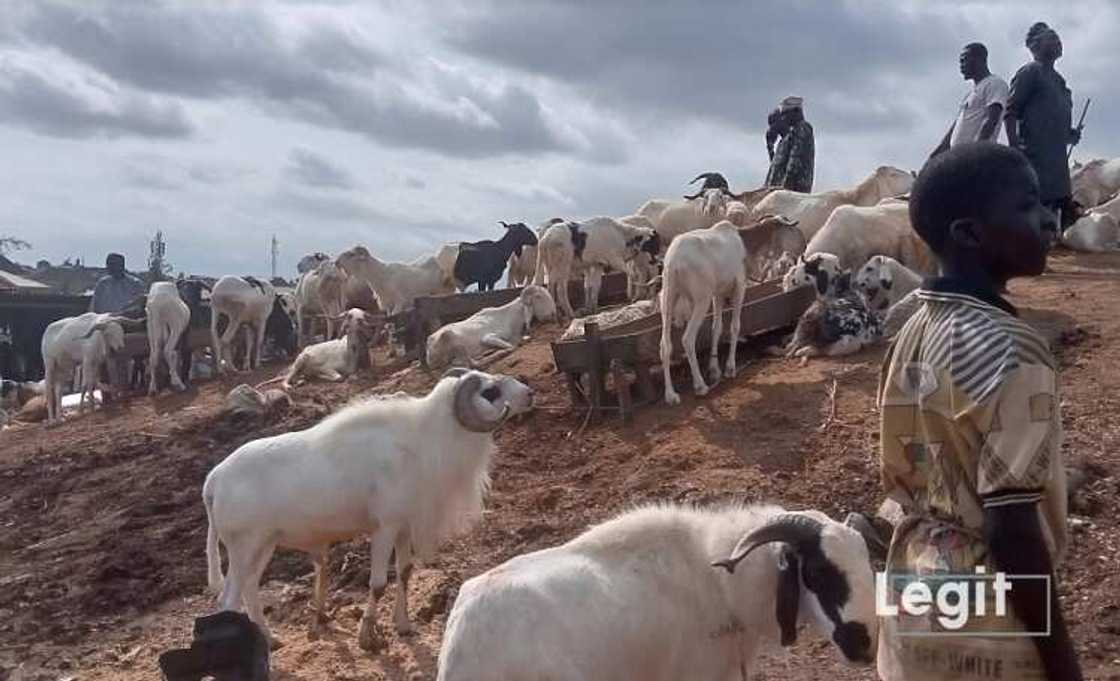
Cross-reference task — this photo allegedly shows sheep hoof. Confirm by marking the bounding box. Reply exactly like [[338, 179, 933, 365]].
[[694, 383, 709, 396], [357, 617, 384, 653], [395, 620, 414, 636], [664, 391, 681, 406], [724, 365, 737, 379], [147, 387, 157, 397]]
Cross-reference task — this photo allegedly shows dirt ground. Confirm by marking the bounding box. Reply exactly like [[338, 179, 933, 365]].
[[1, 250, 1119, 681]]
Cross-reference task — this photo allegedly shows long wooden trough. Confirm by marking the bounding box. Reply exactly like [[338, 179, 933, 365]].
[[395, 270, 631, 363], [550, 280, 815, 420]]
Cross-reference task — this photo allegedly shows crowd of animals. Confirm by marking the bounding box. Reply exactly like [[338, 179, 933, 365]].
[[2, 156, 1119, 678]]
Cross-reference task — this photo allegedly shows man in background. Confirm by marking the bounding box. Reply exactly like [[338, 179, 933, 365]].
[[90, 252, 144, 314], [1005, 22, 1079, 230], [765, 96, 814, 193], [930, 42, 1008, 158]]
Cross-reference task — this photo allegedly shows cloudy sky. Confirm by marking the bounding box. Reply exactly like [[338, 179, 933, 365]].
[[1, 1, 1116, 278]]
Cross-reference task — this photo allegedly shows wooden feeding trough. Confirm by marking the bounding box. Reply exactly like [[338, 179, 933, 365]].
[[550, 280, 816, 420], [395, 271, 631, 363]]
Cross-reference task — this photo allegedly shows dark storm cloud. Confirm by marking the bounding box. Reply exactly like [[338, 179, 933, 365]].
[[19, 2, 581, 158], [451, 1, 957, 132], [286, 148, 355, 190], [0, 61, 193, 139]]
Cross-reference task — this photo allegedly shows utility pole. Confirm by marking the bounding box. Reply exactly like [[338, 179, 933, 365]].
[[270, 234, 279, 280]]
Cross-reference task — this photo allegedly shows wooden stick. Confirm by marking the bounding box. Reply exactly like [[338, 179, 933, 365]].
[[818, 379, 839, 432]]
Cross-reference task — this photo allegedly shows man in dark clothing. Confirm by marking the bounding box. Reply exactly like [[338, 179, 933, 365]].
[[765, 96, 814, 193], [1005, 22, 1080, 229]]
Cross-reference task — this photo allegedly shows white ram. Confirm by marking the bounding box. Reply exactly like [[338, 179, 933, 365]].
[[1071, 157, 1120, 209], [1062, 212, 1120, 252], [533, 217, 659, 318], [209, 276, 281, 373], [336, 246, 453, 316], [144, 281, 191, 395], [437, 504, 877, 681], [660, 217, 802, 404], [805, 200, 937, 276], [294, 260, 348, 346], [426, 286, 556, 369], [280, 309, 379, 389], [40, 313, 130, 424], [202, 369, 534, 650], [752, 165, 915, 241]]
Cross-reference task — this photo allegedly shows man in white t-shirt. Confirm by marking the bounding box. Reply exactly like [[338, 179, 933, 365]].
[[930, 43, 1009, 157]]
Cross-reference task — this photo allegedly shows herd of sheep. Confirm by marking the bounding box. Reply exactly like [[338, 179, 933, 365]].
[[4, 156, 1120, 678]]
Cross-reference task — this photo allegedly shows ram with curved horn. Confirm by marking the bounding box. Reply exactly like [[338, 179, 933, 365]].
[[437, 504, 878, 681], [202, 369, 532, 652]]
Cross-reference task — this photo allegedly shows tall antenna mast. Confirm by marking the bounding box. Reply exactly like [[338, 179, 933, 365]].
[[270, 234, 279, 280]]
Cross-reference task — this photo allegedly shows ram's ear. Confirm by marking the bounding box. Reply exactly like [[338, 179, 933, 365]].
[[775, 547, 801, 647]]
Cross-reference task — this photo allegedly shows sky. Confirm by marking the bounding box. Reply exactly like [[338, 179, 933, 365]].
[[0, 1, 1116, 278]]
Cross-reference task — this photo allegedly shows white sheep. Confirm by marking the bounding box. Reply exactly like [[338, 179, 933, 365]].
[[203, 369, 534, 651], [294, 259, 348, 345], [635, 188, 731, 244], [437, 504, 877, 681], [1062, 212, 1119, 252], [145, 281, 190, 395], [533, 217, 659, 318], [805, 200, 937, 276], [40, 313, 130, 424], [659, 217, 802, 404], [752, 165, 915, 241], [209, 276, 282, 373], [426, 286, 556, 368], [336, 245, 453, 316], [852, 255, 923, 314], [279, 308, 379, 389], [1071, 157, 1120, 209]]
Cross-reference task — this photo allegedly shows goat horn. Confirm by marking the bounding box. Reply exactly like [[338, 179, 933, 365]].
[[499, 220, 510, 228], [81, 323, 106, 339], [453, 373, 509, 433], [712, 513, 824, 574]]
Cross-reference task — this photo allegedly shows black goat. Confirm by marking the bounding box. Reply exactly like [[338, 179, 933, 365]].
[[452, 222, 538, 291], [683, 172, 733, 200], [176, 279, 211, 385]]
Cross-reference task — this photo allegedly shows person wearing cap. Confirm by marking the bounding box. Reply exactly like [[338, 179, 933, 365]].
[[930, 43, 1009, 158], [90, 253, 145, 314], [765, 96, 814, 193], [1005, 22, 1080, 229]]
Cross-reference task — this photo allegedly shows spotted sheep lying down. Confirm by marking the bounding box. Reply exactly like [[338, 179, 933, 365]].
[[203, 369, 534, 652], [786, 269, 882, 359], [852, 255, 923, 314], [437, 504, 878, 681]]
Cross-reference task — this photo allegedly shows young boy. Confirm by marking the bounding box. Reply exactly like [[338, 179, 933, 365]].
[[876, 142, 1082, 680]]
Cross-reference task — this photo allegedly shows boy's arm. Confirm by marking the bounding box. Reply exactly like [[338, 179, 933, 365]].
[[985, 503, 1082, 681], [930, 122, 954, 159]]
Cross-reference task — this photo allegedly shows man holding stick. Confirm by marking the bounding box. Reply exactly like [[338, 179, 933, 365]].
[[1005, 22, 1082, 229]]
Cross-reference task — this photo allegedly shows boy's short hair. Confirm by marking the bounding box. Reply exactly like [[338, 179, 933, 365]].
[[909, 142, 1033, 254]]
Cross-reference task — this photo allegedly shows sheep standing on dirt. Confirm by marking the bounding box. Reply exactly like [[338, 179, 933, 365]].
[[437, 504, 877, 681], [202, 369, 534, 651], [41, 313, 132, 424], [294, 260, 348, 346], [145, 281, 191, 395], [426, 286, 556, 369], [805, 200, 937, 275], [280, 309, 379, 389], [852, 255, 922, 314], [209, 276, 286, 373], [659, 217, 803, 404], [533, 217, 660, 318], [336, 245, 453, 315]]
